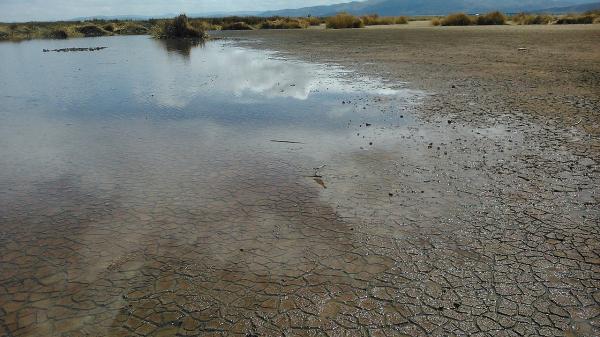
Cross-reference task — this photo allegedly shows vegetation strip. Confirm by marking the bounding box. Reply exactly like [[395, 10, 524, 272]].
[[1, 10, 599, 42]]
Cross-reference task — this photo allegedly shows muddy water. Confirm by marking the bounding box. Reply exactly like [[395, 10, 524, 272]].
[[0, 36, 425, 336]]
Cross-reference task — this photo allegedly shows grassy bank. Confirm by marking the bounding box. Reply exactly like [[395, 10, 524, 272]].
[[0, 20, 154, 41], [432, 11, 600, 26], [2, 10, 599, 42]]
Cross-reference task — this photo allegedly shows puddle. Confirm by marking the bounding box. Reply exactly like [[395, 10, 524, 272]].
[[0, 35, 424, 335], [1, 35, 597, 337]]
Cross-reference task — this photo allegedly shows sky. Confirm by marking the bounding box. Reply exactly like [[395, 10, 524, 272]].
[[0, 0, 347, 22]]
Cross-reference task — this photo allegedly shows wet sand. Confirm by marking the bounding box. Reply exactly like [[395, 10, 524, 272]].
[[1, 26, 599, 336]]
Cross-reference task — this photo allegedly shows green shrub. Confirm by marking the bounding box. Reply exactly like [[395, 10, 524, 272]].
[[476, 11, 506, 25], [441, 13, 473, 26], [326, 13, 364, 29]]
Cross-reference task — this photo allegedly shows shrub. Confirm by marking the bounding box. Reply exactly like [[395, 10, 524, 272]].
[[361, 14, 382, 25], [476, 11, 507, 25], [45, 29, 69, 39], [155, 14, 206, 38], [360, 14, 408, 25], [0, 30, 8, 40], [221, 22, 254, 30], [326, 13, 364, 29], [431, 18, 442, 26], [114, 22, 149, 35], [260, 18, 308, 29], [76, 24, 107, 37], [441, 13, 473, 26], [103, 23, 115, 32], [555, 14, 597, 24], [512, 13, 554, 25], [306, 16, 323, 26], [189, 20, 221, 31], [395, 16, 409, 24]]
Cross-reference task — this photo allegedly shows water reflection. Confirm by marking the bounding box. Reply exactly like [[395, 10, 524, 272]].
[[0, 35, 423, 336], [156, 38, 205, 59]]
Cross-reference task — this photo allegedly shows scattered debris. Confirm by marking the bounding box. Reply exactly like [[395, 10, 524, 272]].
[[270, 139, 304, 144], [518, 47, 528, 51], [43, 47, 108, 53]]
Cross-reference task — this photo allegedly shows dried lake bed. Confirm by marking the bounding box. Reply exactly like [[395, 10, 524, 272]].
[[1, 27, 599, 337]]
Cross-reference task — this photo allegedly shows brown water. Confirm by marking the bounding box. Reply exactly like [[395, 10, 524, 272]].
[[0, 36, 425, 336]]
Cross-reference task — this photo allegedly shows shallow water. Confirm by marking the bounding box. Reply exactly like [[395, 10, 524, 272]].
[[2, 35, 598, 337], [0, 36, 423, 336]]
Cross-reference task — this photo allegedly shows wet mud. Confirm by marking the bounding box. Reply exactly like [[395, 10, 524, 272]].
[[1, 30, 599, 337]]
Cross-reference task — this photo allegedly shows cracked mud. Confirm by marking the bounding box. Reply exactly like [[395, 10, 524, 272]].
[[1, 28, 599, 337]]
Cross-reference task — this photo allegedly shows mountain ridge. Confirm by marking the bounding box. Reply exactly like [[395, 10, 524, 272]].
[[260, 0, 593, 17]]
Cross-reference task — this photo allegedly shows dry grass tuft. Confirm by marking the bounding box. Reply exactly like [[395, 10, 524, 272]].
[[153, 15, 206, 38], [512, 13, 554, 25], [438, 12, 508, 26], [476, 11, 507, 25], [221, 22, 254, 30], [260, 18, 308, 29], [441, 13, 473, 26], [360, 14, 408, 26], [555, 13, 599, 24], [326, 13, 364, 29]]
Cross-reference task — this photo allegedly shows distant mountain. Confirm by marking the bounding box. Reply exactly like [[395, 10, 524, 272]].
[[71, 11, 261, 21], [534, 2, 600, 13], [71, 15, 172, 21], [260, 0, 591, 17], [69, 0, 598, 21]]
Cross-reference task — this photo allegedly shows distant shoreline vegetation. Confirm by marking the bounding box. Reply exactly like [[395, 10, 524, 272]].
[[432, 10, 600, 26], [1, 11, 599, 42], [151, 15, 207, 39]]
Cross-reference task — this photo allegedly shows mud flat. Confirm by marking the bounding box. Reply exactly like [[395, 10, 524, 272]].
[[0, 26, 599, 337]]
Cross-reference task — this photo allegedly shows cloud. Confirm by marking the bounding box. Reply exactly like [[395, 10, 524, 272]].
[[0, 0, 345, 22]]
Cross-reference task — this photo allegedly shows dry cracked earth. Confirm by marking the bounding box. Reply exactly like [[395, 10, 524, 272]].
[[1, 26, 600, 336]]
